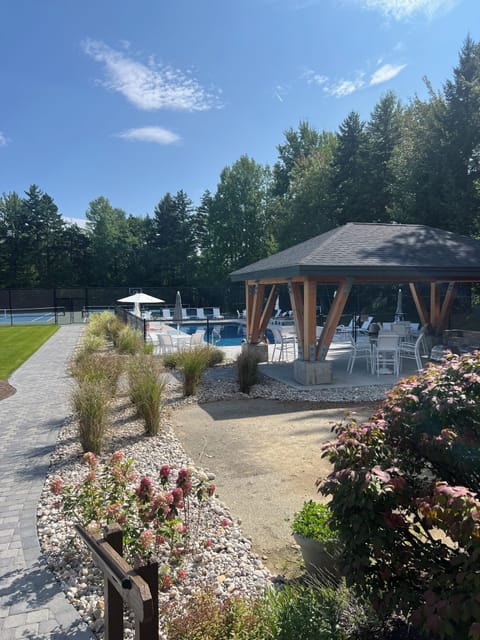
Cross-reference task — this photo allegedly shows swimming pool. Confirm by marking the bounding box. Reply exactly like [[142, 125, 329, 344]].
[[168, 321, 247, 346], [166, 321, 277, 347]]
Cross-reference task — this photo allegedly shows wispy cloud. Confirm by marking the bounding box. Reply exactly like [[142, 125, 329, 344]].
[[355, 0, 458, 20], [303, 59, 406, 97], [116, 126, 180, 145], [82, 39, 221, 112], [325, 76, 366, 97], [370, 63, 406, 85], [0, 132, 8, 146]]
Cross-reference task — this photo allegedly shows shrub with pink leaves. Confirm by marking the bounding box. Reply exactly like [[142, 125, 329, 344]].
[[319, 352, 480, 639]]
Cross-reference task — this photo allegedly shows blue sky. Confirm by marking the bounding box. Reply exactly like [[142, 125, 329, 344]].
[[1, 0, 479, 224]]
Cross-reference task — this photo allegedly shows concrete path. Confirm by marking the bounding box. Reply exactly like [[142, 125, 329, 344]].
[[0, 325, 93, 639]]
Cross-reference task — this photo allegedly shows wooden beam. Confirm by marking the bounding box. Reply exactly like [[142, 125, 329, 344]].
[[258, 285, 277, 339], [288, 280, 304, 358], [249, 283, 266, 343], [303, 278, 317, 361], [316, 278, 353, 361], [409, 283, 429, 326], [245, 282, 251, 339], [430, 282, 441, 332], [438, 282, 457, 332]]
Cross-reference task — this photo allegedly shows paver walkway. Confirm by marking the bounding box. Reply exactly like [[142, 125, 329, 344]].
[[0, 324, 93, 639]]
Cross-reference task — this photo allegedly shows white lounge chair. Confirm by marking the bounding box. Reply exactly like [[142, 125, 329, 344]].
[[197, 308, 207, 320], [161, 308, 173, 321], [212, 307, 223, 319]]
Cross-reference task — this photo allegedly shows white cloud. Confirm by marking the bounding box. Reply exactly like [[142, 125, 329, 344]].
[[302, 70, 328, 86], [116, 126, 180, 145], [302, 58, 405, 97], [356, 0, 458, 20], [0, 132, 8, 146], [82, 39, 221, 112], [370, 63, 406, 85], [325, 76, 366, 97]]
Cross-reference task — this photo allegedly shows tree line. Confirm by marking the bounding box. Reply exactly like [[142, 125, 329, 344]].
[[1, 37, 480, 291]]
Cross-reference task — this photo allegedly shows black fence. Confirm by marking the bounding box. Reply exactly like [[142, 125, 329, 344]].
[[0, 282, 476, 328]]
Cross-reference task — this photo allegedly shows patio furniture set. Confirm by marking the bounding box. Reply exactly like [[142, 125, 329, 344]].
[[147, 328, 206, 355], [142, 307, 223, 321]]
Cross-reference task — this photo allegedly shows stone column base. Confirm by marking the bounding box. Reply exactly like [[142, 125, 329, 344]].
[[294, 360, 332, 385], [241, 342, 269, 363]]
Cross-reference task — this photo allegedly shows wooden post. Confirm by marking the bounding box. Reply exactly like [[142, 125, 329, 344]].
[[316, 278, 353, 361], [135, 563, 159, 640], [104, 525, 124, 640], [409, 283, 429, 327], [288, 280, 304, 359], [303, 278, 317, 361], [438, 282, 457, 332], [75, 525, 156, 639]]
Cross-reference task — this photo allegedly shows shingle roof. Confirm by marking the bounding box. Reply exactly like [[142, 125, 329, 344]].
[[230, 223, 480, 282]]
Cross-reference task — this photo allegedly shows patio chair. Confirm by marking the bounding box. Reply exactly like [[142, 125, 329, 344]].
[[399, 327, 428, 372], [181, 308, 188, 320], [347, 336, 373, 374], [156, 333, 175, 355], [373, 334, 400, 376], [197, 308, 207, 320], [186, 308, 198, 320], [212, 307, 224, 319], [190, 330, 206, 347], [161, 308, 173, 321], [270, 327, 296, 362]]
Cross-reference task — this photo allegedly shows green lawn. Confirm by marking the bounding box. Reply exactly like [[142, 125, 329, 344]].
[[0, 325, 59, 379]]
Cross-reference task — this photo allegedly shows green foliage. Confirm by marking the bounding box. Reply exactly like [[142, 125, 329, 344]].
[[291, 500, 337, 541], [113, 325, 144, 355], [163, 346, 224, 372], [176, 346, 212, 396], [71, 380, 110, 454], [71, 351, 122, 396], [85, 311, 122, 344], [127, 354, 166, 435], [164, 579, 367, 640], [164, 587, 276, 640], [236, 349, 261, 394], [320, 352, 480, 639], [269, 579, 364, 640], [0, 325, 59, 379]]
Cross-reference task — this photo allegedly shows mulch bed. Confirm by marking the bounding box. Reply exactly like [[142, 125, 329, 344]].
[[0, 380, 16, 401]]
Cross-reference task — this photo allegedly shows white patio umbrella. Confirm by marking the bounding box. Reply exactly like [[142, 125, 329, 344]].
[[173, 291, 183, 331], [394, 288, 404, 322], [117, 292, 165, 317]]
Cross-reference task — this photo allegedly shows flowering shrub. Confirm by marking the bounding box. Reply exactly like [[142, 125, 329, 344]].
[[319, 352, 480, 639], [51, 451, 216, 570]]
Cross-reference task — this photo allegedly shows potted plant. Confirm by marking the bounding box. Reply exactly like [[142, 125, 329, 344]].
[[291, 500, 340, 576]]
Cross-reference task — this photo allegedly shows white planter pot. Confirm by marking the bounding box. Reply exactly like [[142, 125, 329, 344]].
[[293, 533, 340, 576]]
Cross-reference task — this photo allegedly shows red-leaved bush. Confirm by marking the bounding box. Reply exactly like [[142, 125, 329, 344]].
[[319, 352, 480, 640]]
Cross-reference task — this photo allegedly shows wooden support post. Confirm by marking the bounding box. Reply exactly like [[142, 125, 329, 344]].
[[409, 283, 429, 327], [288, 280, 304, 359], [104, 525, 124, 640], [430, 283, 441, 334], [303, 278, 317, 361], [258, 285, 277, 339], [316, 278, 353, 361], [249, 283, 265, 343], [245, 282, 250, 339], [438, 282, 457, 332]]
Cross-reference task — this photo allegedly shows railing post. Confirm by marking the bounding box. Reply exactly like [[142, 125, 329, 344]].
[[104, 524, 124, 640], [135, 562, 159, 640]]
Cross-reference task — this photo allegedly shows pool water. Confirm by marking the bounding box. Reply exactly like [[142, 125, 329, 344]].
[[169, 321, 248, 346]]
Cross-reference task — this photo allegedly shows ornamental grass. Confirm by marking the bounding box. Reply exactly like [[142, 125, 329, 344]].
[[175, 346, 212, 396], [127, 354, 166, 436], [72, 379, 110, 454], [236, 348, 261, 394]]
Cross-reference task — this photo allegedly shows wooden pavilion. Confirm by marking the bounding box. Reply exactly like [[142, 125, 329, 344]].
[[230, 223, 480, 384]]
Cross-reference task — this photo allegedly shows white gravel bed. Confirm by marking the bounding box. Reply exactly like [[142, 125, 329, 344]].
[[38, 367, 388, 638]]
